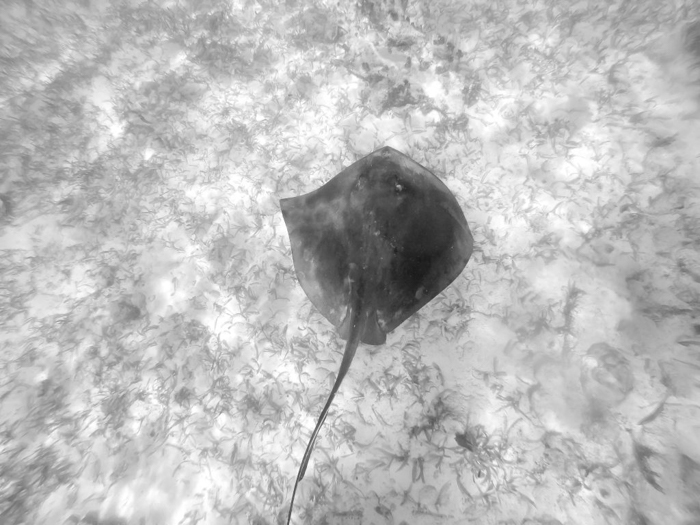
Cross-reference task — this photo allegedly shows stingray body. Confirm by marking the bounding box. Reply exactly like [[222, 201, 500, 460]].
[[280, 146, 473, 524]]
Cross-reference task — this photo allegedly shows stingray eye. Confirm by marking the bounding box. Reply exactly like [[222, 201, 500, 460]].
[[392, 174, 403, 193], [357, 172, 369, 189]]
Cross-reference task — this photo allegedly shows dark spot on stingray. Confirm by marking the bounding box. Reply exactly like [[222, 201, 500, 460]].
[[280, 146, 473, 524]]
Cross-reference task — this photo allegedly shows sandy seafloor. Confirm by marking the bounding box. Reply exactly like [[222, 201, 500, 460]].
[[1, 0, 700, 524]]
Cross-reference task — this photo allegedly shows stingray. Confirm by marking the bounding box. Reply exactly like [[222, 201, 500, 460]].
[[280, 146, 473, 524]]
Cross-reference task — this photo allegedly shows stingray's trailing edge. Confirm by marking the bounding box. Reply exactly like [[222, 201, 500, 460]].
[[280, 146, 473, 524]]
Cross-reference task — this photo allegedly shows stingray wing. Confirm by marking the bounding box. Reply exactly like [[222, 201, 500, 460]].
[[280, 166, 357, 335]]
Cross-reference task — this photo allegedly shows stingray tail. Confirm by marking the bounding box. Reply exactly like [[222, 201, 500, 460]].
[[285, 305, 364, 525]]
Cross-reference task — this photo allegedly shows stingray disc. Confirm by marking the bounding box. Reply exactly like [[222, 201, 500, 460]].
[[280, 146, 473, 344]]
